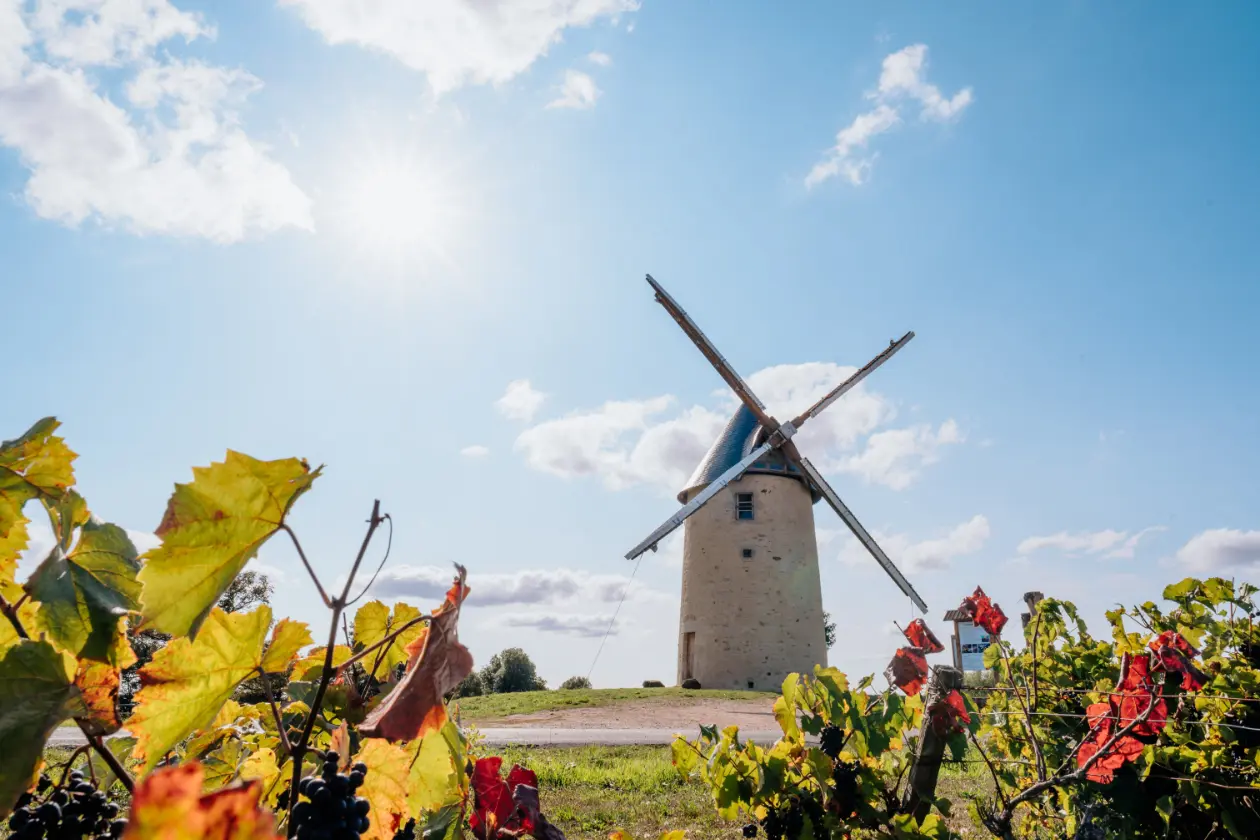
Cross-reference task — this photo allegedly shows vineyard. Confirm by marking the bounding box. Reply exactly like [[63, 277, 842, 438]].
[[2, 417, 1258, 840]]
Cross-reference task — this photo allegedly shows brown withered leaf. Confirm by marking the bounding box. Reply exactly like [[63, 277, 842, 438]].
[[358, 565, 472, 742]]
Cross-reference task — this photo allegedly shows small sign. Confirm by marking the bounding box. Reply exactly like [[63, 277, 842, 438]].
[[958, 621, 991, 672]]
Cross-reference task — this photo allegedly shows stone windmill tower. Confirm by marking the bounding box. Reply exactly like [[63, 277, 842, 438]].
[[626, 275, 929, 691]]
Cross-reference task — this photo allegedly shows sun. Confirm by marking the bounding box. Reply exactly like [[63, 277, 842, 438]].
[[337, 153, 469, 268]]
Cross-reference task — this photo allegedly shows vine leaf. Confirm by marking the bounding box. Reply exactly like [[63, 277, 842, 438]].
[[0, 640, 79, 817], [359, 567, 472, 742], [902, 619, 945, 654], [884, 647, 928, 696], [26, 518, 142, 666], [960, 587, 1008, 636], [121, 762, 282, 840], [73, 660, 123, 736], [138, 452, 321, 639], [353, 739, 411, 840], [260, 619, 311, 674], [128, 606, 273, 771], [1, 418, 77, 583], [406, 722, 461, 816], [354, 601, 426, 679]]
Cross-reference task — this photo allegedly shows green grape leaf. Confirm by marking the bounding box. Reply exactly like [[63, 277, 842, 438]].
[[1163, 578, 1200, 600], [407, 723, 461, 815], [354, 601, 390, 649], [354, 738, 411, 840], [1, 418, 77, 584], [26, 519, 141, 665], [128, 606, 273, 771], [0, 640, 79, 816], [138, 452, 320, 638], [260, 618, 312, 674]]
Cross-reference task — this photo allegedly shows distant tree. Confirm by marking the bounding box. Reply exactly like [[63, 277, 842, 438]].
[[479, 648, 547, 693], [823, 611, 836, 649], [559, 676, 592, 690], [217, 570, 274, 614], [449, 670, 485, 699]]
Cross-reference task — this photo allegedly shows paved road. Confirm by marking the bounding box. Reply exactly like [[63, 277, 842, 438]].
[[49, 727, 786, 748]]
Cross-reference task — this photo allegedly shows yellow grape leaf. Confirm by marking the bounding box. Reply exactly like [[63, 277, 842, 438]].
[[260, 618, 311, 674], [73, 660, 123, 736], [129, 606, 273, 771], [353, 739, 411, 840], [202, 739, 245, 791], [331, 721, 352, 771], [406, 724, 460, 816], [138, 452, 321, 638], [0, 418, 76, 583], [122, 762, 282, 840], [239, 748, 283, 806], [353, 601, 425, 679], [0, 578, 39, 651], [0, 640, 78, 816], [27, 519, 143, 665], [292, 645, 353, 681]]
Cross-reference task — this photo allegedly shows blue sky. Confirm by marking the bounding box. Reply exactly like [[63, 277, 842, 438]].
[[3, 1, 1259, 687]]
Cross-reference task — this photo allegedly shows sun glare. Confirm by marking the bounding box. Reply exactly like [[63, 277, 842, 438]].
[[339, 154, 469, 268]]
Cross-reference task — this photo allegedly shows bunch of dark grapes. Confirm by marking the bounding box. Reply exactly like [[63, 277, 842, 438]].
[[759, 797, 823, 840], [818, 724, 844, 760], [7, 772, 125, 840], [290, 751, 371, 840], [829, 760, 859, 819]]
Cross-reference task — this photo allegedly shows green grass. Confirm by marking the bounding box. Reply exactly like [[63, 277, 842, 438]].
[[453, 688, 775, 721], [496, 745, 735, 840]]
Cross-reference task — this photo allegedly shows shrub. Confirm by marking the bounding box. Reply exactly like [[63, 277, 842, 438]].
[[642, 679, 665, 688], [559, 675, 592, 690], [480, 647, 547, 693]]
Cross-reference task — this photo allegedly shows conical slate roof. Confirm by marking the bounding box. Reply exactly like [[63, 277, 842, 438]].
[[677, 404, 819, 504]]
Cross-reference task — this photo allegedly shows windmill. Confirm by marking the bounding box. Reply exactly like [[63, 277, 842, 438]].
[[626, 274, 928, 690]]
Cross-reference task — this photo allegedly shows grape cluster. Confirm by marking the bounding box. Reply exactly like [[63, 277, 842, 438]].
[[818, 724, 844, 760], [757, 798, 824, 840], [290, 751, 371, 840], [7, 772, 125, 840]]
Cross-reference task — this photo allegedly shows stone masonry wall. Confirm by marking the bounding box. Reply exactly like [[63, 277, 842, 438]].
[[677, 473, 827, 690]]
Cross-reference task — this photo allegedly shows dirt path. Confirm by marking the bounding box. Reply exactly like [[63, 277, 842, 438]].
[[468, 697, 778, 731]]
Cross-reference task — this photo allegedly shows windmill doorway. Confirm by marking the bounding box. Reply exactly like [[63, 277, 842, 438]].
[[682, 632, 695, 681]]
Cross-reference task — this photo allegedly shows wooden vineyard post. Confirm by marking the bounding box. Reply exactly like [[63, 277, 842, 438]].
[[903, 664, 964, 823]]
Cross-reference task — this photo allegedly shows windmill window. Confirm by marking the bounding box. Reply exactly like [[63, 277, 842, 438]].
[[741, 548, 754, 559], [736, 493, 754, 520]]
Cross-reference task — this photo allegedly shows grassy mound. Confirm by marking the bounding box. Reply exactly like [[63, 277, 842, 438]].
[[452, 687, 775, 720]]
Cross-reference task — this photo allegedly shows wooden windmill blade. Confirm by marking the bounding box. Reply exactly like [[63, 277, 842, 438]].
[[645, 274, 780, 433], [624, 439, 776, 561], [791, 332, 916, 429], [790, 454, 929, 613]]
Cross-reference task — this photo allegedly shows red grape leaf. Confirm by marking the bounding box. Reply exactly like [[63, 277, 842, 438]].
[[927, 689, 970, 735], [902, 619, 945, 654], [1149, 633, 1208, 692], [884, 647, 928, 696], [122, 762, 282, 840], [358, 565, 473, 742], [960, 587, 1008, 636], [506, 764, 538, 793], [470, 757, 514, 840], [513, 783, 567, 840], [1150, 630, 1198, 658]]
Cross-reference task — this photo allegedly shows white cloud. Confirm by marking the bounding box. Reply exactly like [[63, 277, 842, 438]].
[[547, 69, 600, 110], [587, 51, 612, 67], [0, 1, 311, 241], [369, 565, 665, 607], [837, 514, 990, 573], [496, 379, 547, 422], [807, 44, 971, 188], [876, 44, 973, 121], [460, 444, 490, 458], [502, 613, 617, 638], [514, 362, 958, 494], [836, 420, 962, 490], [1017, 526, 1166, 559], [277, 0, 638, 95], [1175, 529, 1260, 574], [515, 397, 724, 493]]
